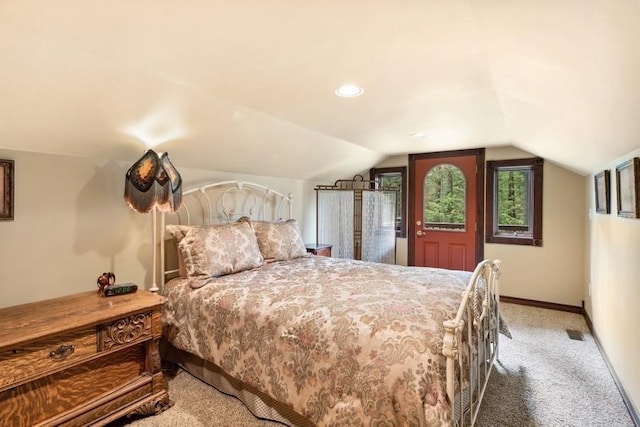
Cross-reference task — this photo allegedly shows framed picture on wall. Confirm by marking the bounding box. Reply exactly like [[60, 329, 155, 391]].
[[594, 170, 610, 214], [615, 157, 640, 218], [0, 159, 14, 220]]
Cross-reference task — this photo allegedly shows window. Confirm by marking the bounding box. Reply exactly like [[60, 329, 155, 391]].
[[424, 164, 466, 231], [485, 157, 543, 246], [370, 166, 407, 238]]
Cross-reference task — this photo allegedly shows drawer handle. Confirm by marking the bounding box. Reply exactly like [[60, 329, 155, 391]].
[[50, 344, 76, 360]]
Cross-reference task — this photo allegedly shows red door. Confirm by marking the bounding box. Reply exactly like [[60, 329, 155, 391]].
[[409, 150, 484, 271]]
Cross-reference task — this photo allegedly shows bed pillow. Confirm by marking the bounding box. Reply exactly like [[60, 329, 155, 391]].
[[249, 219, 307, 261], [166, 221, 264, 287]]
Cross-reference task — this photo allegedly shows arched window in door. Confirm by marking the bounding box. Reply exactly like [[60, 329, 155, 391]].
[[423, 164, 466, 231]]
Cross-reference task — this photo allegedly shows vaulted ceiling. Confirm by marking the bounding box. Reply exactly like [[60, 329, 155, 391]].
[[1, 1, 639, 180]]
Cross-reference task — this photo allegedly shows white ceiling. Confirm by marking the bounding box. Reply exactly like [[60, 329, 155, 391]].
[[1, 0, 639, 180]]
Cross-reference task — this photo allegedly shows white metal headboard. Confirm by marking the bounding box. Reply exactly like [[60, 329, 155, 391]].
[[158, 180, 294, 292]]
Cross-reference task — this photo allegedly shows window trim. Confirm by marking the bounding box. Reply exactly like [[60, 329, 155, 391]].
[[369, 166, 407, 238], [485, 157, 543, 246]]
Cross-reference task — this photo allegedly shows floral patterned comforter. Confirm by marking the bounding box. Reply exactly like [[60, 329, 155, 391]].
[[163, 255, 479, 426]]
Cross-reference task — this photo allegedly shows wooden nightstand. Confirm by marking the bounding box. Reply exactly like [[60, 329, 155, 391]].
[[305, 243, 333, 257], [0, 290, 172, 426]]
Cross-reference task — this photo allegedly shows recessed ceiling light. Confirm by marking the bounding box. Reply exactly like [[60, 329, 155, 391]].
[[410, 131, 429, 138], [335, 84, 364, 97]]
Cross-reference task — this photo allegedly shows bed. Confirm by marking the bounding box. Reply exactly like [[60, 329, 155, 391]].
[[158, 180, 505, 426]]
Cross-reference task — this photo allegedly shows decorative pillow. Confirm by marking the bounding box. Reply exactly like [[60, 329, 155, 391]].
[[166, 221, 264, 288], [249, 219, 307, 261]]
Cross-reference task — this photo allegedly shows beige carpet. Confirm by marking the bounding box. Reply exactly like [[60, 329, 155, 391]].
[[111, 303, 635, 426], [475, 303, 634, 427]]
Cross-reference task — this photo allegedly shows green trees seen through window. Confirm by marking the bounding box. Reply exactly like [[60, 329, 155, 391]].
[[496, 169, 529, 228], [424, 164, 466, 228]]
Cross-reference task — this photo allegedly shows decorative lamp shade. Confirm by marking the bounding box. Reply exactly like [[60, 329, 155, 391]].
[[124, 149, 183, 213]]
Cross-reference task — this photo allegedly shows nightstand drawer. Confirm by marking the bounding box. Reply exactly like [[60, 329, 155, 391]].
[[0, 326, 97, 389], [0, 344, 147, 427]]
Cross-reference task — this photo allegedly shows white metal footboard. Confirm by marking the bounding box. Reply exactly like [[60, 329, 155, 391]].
[[442, 260, 501, 426]]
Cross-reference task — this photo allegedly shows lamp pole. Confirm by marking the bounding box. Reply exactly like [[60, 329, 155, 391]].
[[149, 206, 159, 293]]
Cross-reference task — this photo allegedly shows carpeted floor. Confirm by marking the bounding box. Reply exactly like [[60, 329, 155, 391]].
[[113, 303, 635, 427], [475, 303, 633, 427]]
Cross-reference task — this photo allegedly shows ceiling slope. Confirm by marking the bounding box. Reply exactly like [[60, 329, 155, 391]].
[[0, 1, 638, 179]]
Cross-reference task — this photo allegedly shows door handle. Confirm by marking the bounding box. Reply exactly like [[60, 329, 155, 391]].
[[417, 230, 424, 237]]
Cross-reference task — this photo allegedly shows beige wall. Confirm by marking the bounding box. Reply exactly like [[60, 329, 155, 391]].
[[584, 148, 640, 415], [368, 148, 586, 305], [0, 149, 307, 308], [0, 150, 144, 307], [484, 147, 586, 306]]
